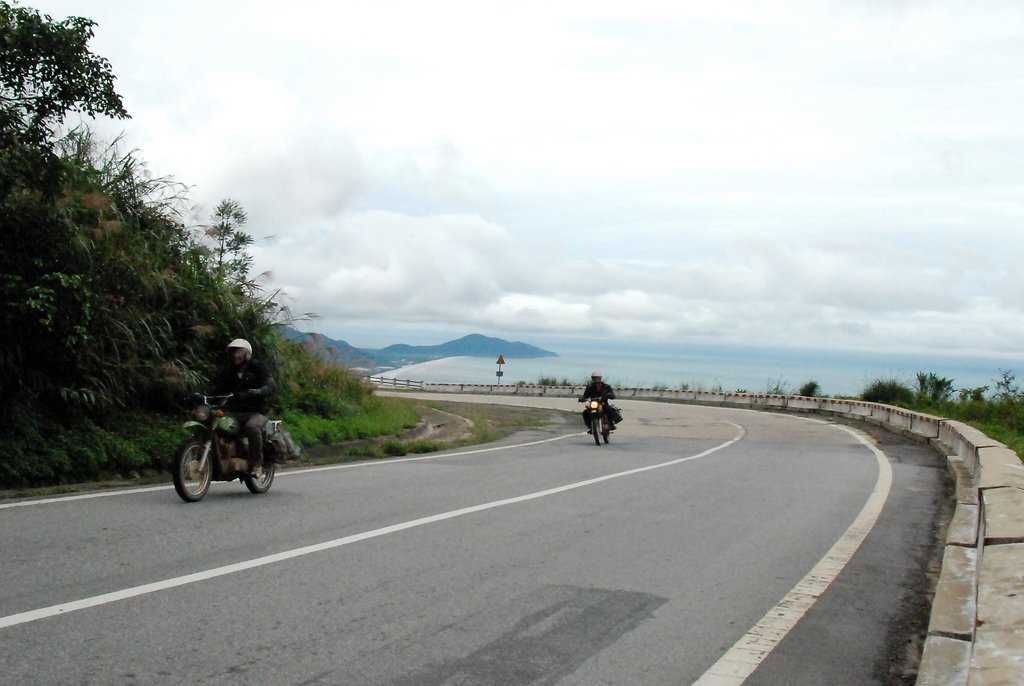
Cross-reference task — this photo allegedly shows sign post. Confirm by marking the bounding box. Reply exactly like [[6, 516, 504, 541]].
[[496, 354, 505, 384]]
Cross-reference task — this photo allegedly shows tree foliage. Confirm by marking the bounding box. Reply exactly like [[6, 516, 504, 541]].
[[0, 127, 285, 414], [0, 1, 128, 198], [797, 380, 820, 397]]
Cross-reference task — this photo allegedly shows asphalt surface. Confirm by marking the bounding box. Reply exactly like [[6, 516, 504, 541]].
[[0, 395, 950, 685]]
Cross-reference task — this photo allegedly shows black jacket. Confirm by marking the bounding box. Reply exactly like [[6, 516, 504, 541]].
[[214, 358, 275, 414], [582, 381, 615, 402]]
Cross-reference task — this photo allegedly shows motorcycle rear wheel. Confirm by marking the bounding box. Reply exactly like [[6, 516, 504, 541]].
[[601, 416, 611, 444], [242, 462, 276, 494], [173, 439, 211, 503]]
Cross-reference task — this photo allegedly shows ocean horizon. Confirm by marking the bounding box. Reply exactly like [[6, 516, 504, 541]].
[[380, 341, 1022, 397]]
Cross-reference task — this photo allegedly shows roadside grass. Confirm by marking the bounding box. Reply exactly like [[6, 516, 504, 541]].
[[965, 421, 1024, 458], [307, 401, 569, 463], [282, 396, 419, 446], [430, 400, 559, 442]]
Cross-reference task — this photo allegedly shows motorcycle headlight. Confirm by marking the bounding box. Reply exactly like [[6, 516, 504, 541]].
[[590, 401, 600, 410], [192, 405, 211, 421]]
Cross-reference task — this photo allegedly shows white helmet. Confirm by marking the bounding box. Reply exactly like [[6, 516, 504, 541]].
[[227, 338, 252, 360], [591, 370, 602, 379]]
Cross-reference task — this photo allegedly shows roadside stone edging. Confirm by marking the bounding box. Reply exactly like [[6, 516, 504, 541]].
[[386, 381, 1024, 683]]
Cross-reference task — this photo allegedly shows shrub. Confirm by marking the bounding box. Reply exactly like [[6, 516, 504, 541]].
[[406, 440, 442, 454], [537, 376, 573, 386], [382, 439, 407, 456], [915, 372, 954, 403], [798, 380, 820, 397], [861, 378, 914, 405]]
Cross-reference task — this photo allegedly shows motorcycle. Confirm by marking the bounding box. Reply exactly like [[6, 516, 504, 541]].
[[172, 393, 295, 503], [581, 397, 612, 445]]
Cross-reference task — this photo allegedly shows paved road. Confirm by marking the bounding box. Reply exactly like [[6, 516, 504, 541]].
[[0, 395, 949, 684]]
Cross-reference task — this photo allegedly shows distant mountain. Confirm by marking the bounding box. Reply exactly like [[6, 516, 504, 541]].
[[278, 326, 378, 370], [278, 327, 557, 372], [372, 333, 557, 365]]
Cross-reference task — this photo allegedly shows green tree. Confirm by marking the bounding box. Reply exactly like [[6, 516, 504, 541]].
[[0, 0, 128, 198], [207, 199, 254, 284], [914, 371, 954, 403], [797, 380, 820, 397]]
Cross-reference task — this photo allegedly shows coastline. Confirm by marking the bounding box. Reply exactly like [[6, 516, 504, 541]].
[[376, 348, 1021, 397]]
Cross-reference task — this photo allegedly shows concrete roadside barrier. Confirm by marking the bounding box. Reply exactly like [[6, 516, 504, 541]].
[[927, 544, 977, 640], [978, 447, 1024, 492], [694, 391, 727, 404], [724, 393, 754, 408], [888, 408, 914, 432], [848, 400, 873, 419], [788, 395, 821, 411], [910, 412, 943, 440], [824, 398, 854, 414]]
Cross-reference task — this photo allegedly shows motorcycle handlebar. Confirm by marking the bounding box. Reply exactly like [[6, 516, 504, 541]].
[[190, 393, 234, 406]]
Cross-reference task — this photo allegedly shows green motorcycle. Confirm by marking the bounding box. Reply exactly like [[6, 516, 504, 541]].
[[172, 393, 292, 502]]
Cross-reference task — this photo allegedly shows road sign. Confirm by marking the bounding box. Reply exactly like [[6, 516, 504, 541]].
[[496, 371, 504, 377], [496, 354, 506, 365]]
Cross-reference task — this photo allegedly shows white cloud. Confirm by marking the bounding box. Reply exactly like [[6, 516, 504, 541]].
[[31, 0, 1024, 357]]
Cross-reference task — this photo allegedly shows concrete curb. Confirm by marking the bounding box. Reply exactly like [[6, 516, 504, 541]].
[[379, 382, 1024, 683]]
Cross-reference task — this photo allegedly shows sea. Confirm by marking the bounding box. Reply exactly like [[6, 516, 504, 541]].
[[381, 340, 1022, 397]]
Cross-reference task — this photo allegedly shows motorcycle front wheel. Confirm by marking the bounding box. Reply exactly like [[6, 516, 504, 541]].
[[173, 439, 212, 503], [242, 462, 276, 494], [593, 415, 602, 446], [602, 415, 611, 444]]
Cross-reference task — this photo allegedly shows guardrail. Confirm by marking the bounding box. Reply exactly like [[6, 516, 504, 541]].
[[367, 376, 423, 389], [372, 379, 1023, 683]]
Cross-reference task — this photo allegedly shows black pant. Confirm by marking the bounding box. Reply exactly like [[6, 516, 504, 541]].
[[583, 408, 602, 429], [231, 412, 267, 467]]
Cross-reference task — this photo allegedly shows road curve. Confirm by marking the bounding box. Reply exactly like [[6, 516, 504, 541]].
[[0, 394, 948, 684]]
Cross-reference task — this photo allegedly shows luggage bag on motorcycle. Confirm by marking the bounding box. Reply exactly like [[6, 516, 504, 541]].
[[264, 420, 303, 460], [608, 404, 623, 424]]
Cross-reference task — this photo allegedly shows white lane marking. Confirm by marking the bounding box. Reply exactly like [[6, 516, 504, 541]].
[[281, 431, 583, 477], [0, 484, 174, 509], [0, 432, 583, 511], [0, 424, 745, 630], [692, 424, 894, 686]]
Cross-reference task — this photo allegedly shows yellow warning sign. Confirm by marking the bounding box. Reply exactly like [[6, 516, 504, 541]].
[[496, 355, 506, 365]]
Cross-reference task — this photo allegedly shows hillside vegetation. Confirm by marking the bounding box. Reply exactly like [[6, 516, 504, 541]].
[[0, 3, 416, 487]]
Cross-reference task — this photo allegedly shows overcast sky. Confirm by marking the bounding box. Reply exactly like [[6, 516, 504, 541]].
[[37, 1, 1024, 356]]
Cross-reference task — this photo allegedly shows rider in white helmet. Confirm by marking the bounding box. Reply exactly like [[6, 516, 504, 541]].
[[579, 370, 616, 433], [215, 338, 275, 478]]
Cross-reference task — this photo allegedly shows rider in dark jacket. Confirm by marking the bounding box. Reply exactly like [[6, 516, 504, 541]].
[[214, 338, 275, 476], [579, 371, 615, 433]]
